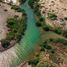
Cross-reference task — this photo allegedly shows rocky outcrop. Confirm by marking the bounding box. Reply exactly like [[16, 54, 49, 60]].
[[3, 0, 20, 5]]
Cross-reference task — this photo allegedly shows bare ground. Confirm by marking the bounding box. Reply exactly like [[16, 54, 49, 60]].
[[38, 0, 67, 29], [0, 2, 22, 40]]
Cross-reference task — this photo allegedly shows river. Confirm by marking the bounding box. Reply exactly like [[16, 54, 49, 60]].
[[10, 0, 40, 67], [20, 0, 40, 60]]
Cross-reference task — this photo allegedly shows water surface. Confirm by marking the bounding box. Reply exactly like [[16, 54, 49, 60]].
[[10, 0, 40, 66]]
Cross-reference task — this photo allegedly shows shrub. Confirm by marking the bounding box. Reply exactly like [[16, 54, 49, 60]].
[[50, 49, 55, 54], [11, 5, 19, 9], [48, 13, 57, 20], [40, 46, 45, 51], [43, 25, 50, 31], [28, 58, 39, 65], [64, 17, 67, 20], [7, 31, 15, 40], [34, 9, 41, 16], [4, 9, 8, 12], [53, 38, 67, 45], [36, 21, 42, 27], [6, 14, 27, 42], [1, 40, 10, 48], [49, 38, 54, 42], [54, 28, 62, 34], [63, 30, 67, 38], [40, 42, 52, 50], [39, 17, 44, 22], [28, 0, 34, 8], [28, 0, 39, 9], [14, 15, 18, 18], [43, 43, 52, 50], [11, 5, 22, 12], [36, 62, 55, 67]]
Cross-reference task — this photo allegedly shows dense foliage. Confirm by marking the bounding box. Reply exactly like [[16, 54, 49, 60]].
[[6, 14, 27, 42], [0, 7, 27, 49]]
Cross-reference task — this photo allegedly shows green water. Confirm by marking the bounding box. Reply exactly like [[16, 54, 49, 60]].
[[10, 0, 40, 66], [19, 0, 40, 57], [20, 1, 40, 48]]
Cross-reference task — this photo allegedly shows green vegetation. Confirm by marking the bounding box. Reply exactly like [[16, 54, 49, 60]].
[[64, 17, 67, 20], [1, 39, 10, 48], [36, 62, 55, 67], [6, 14, 27, 42], [63, 30, 67, 38], [35, 16, 44, 27], [36, 21, 42, 27], [28, 0, 67, 38], [28, 0, 40, 15], [28, 0, 39, 8], [28, 0, 34, 8], [30, 0, 67, 38], [53, 38, 67, 45], [28, 57, 39, 66], [0, 8, 27, 48], [48, 13, 57, 20], [28, 50, 55, 67], [40, 42, 52, 51], [43, 25, 50, 31], [28, 1, 67, 66], [28, 0, 45, 28], [54, 27, 62, 34], [11, 5, 23, 12]]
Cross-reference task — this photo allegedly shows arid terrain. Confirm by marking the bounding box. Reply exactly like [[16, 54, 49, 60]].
[[38, 0, 67, 29], [0, 2, 22, 40], [24, 0, 67, 67], [0, 0, 67, 67]]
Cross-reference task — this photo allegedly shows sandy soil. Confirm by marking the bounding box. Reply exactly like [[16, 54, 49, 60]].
[[0, 2, 23, 67], [0, 2, 22, 40], [38, 0, 67, 29]]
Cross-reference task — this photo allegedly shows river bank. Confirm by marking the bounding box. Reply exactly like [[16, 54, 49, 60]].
[[0, 2, 27, 52], [27, 0, 67, 67], [0, 0, 40, 67]]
